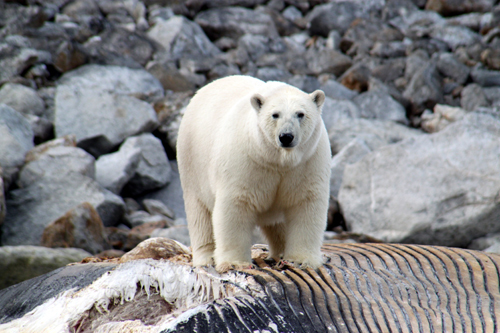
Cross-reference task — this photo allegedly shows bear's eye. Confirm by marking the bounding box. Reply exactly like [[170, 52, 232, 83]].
[[297, 112, 305, 119], [272, 113, 279, 119]]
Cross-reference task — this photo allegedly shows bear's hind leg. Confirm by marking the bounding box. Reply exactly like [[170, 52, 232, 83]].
[[185, 197, 215, 266], [260, 223, 285, 261]]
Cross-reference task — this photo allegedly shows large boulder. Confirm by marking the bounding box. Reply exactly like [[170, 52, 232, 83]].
[[2, 172, 124, 245], [54, 65, 162, 157], [41, 202, 112, 255], [119, 133, 172, 196], [0, 246, 91, 290], [338, 112, 500, 247], [0, 104, 34, 187]]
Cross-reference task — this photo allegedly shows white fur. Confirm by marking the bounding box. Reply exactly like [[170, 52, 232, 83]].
[[177, 76, 331, 271]]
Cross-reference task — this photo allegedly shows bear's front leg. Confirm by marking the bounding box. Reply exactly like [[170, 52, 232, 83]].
[[283, 199, 327, 269], [212, 196, 256, 272]]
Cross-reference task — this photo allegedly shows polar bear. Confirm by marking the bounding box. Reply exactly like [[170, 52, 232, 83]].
[[177, 75, 331, 272]]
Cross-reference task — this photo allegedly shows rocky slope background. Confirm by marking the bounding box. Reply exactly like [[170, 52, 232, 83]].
[[0, 0, 500, 289]]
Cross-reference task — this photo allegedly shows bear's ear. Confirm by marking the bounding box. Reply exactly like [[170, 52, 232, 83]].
[[251, 94, 265, 112], [310, 90, 325, 109]]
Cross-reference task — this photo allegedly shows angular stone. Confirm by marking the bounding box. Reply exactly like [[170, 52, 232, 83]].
[[142, 198, 175, 220], [430, 25, 481, 50], [321, 98, 362, 134], [307, 2, 370, 36], [306, 47, 352, 76], [41, 202, 111, 255], [0, 41, 50, 83], [420, 104, 467, 133], [403, 63, 443, 114], [353, 90, 408, 124], [0, 169, 4, 226], [0, 83, 45, 116], [54, 65, 162, 156], [480, 48, 500, 71], [0, 104, 34, 187], [95, 146, 141, 195], [425, 0, 495, 16], [339, 63, 371, 92], [471, 65, 500, 87], [24, 135, 76, 163], [195, 6, 279, 41], [147, 16, 221, 62], [320, 79, 358, 100], [83, 27, 154, 68], [150, 225, 191, 247], [124, 210, 173, 229], [370, 41, 407, 58], [461, 83, 490, 111], [17, 146, 95, 188], [339, 113, 500, 247], [328, 117, 424, 154], [120, 133, 172, 196], [330, 138, 373, 198], [0, 246, 91, 290], [139, 161, 185, 219], [2, 172, 125, 245], [436, 52, 470, 85]]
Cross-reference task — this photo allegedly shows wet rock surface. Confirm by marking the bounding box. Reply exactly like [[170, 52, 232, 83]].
[[1, 0, 500, 290]]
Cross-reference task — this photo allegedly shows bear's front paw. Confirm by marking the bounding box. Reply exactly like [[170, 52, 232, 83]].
[[216, 261, 256, 273]]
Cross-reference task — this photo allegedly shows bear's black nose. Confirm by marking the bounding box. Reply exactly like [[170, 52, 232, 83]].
[[279, 133, 294, 147]]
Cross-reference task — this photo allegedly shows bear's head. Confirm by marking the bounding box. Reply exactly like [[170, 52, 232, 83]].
[[251, 85, 325, 151]]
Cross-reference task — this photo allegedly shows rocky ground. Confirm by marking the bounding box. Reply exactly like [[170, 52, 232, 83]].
[[1, 0, 500, 289]]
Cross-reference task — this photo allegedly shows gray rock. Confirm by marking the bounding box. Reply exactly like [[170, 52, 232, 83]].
[[0, 83, 45, 116], [286, 75, 321, 93], [306, 47, 352, 76], [0, 246, 91, 290], [461, 83, 490, 111], [124, 210, 173, 229], [328, 117, 424, 154], [338, 113, 500, 247], [320, 79, 358, 100], [256, 67, 292, 82], [17, 146, 95, 188], [120, 133, 172, 196], [2, 172, 125, 245], [41, 202, 112, 255], [353, 90, 408, 124], [95, 146, 141, 195], [147, 61, 206, 92], [195, 6, 279, 41], [23, 114, 53, 143], [321, 97, 362, 132], [54, 65, 162, 156], [483, 243, 500, 255], [0, 42, 50, 83], [430, 25, 481, 50], [307, 2, 369, 36], [436, 52, 470, 85], [330, 138, 373, 198], [370, 41, 407, 58], [140, 161, 185, 219], [142, 198, 175, 220], [0, 104, 34, 187], [403, 62, 443, 113], [484, 87, 500, 107], [0, 171, 4, 226], [83, 27, 154, 68], [471, 65, 500, 87], [151, 225, 190, 246], [469, 232, 500, 251], [425, 0, 495, 16], [282, 6, 303, 22], [147, 16, 221, 62]]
